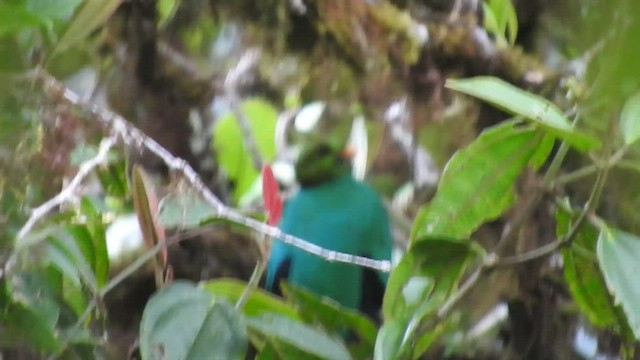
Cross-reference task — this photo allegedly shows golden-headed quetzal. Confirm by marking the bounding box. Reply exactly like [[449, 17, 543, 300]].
[[265, 138, 392, 320]]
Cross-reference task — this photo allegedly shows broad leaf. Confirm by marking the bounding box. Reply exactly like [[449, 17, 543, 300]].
[[384, 238, 473, 320], [247, 314, 351, 360], [281, 283, 378, 346], [619, 92, 640, 145], [446, 77, 600, 152], [0, 303, 60, 354], [140, 281, 247, 360], [597, 227, 640, 339], [413, 121, 540, 241], [556, 206, 617, 328], [201, 279, 299, 320]]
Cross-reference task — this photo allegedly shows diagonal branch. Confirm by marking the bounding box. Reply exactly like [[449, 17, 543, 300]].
[[34, 69, 392, 273]]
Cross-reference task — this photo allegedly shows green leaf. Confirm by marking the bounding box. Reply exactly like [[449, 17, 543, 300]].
[[556, 206, 618, 328], [201, 279, 299, 320], [50, 231, 97, 291], [529, 133, 555, 170], [619, 92, 640, 145], [374, 318, 405, 360], [157, 0, 180, 28], [446, 77, 601, 152], [79, 199, 110, 288], [384, 238, 473, 320], [413, 121, 540, 240], [10, 270, 62, 330], [0, 3, 45, 35], [597, 227, 640, 339], [0, 303, 61, 353], [482, 3, 502, 44], [247, 314, 352, 360], [51, 0, 125, 56], [212, 98, 278, 204], [504, 0, 518, 45], [281, 283, 378, 346], [140, 281, 247, 360], [26, 0, 83, 23]]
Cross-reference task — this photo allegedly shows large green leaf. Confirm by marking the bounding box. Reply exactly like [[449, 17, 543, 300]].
[[201, 279, 299, 320], [384, 238, 473, 320], [413, 121, 540, 241], [556, 206, 618, 328], [140, 281, 247, 360], [0, 303, 61, 353], [446, 77, 601, 152], [212, 98, 278, 204], [247, 314, 351, 360], [597, 227, 640, 339], [281, 283, 378, 346], [619, 92, 640, 145]]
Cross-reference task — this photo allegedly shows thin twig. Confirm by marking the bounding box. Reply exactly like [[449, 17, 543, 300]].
[[17, 136, 117, 240]]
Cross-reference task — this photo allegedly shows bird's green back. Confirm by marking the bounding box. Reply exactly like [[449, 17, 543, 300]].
[[265, 173, 391, 310]]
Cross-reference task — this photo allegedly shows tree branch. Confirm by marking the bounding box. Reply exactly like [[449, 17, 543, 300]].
[[32, 69, 392, 273]]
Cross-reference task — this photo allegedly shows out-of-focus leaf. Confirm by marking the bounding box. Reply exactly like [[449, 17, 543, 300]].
[[80, 198, 109, 288], [384, 238, 473, 320], [157, 0, 180, 28], [201, 279, 299, 320], [556, 205, 618, 328], [619, 92, 640, 145], [374, 318, 404, 360], [51, 0, 125, 56], [529, 133, 555, 170], [597, 227, 640, 339], [10, 270, 62, 330], [281, 283, 378, 346], [0, 3, 44, 35], [212, 98, 278, 204], [131, 164, 167, 287], [413, 121, 540, 241], [0, 303, 61, 354], [27, 0, 83, 23], [446, 77, 601, 151], [247, 314, 351, 360], [140, 281, 247, 360], [50, 231, 97, 291]]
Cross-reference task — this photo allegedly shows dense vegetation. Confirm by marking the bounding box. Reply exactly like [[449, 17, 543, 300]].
[[1, 0, 640, 359]]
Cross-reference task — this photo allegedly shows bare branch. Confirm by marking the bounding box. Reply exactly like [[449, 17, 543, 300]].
[[17, 135, 117, 240], [34, 69, 392, 273]]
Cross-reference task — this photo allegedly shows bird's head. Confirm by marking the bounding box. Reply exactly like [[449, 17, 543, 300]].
[[294, 139, 354, 188]]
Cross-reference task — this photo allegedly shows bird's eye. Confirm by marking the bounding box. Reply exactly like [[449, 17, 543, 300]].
[[315, 144, 332, 157]]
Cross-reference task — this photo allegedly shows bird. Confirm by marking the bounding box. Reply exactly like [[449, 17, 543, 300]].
[[264, 138, 392, 320]]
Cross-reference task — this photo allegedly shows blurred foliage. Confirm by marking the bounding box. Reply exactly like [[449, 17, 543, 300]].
[[2, 0, 640, 359]]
